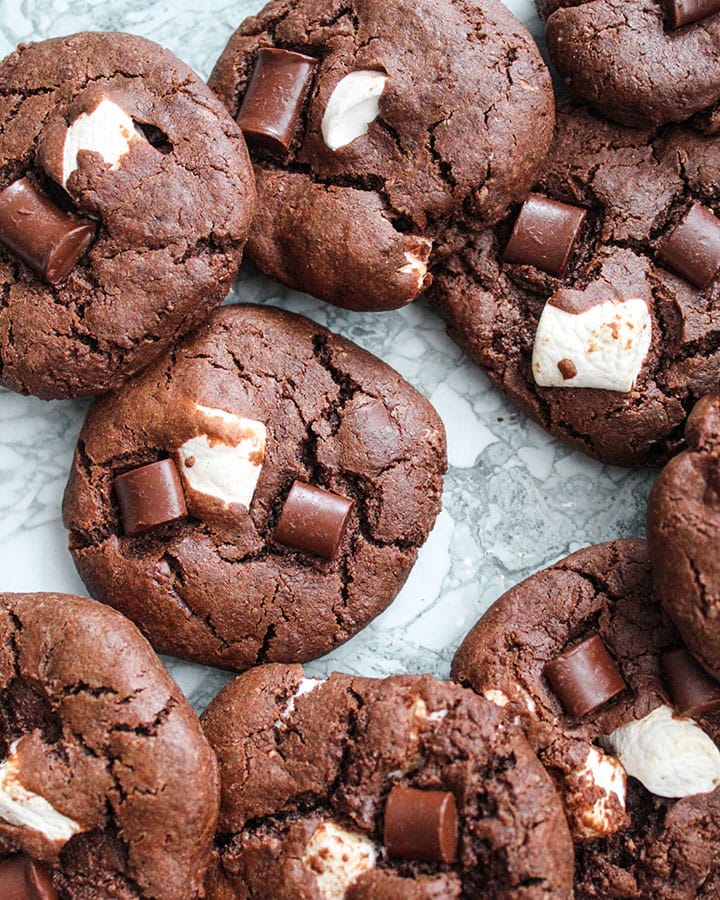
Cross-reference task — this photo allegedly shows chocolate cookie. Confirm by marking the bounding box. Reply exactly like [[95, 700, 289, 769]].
[[200, 664, 574, 898], [0, 32, 255, 399], [430, 103, 720, 466], [208, 0, 554, 312], [539, 0, 720, 131], [452, 540, 720, 899], [62, 303, 447, 670], [0, 591, 219, 898], [648, 391, 720, 680]]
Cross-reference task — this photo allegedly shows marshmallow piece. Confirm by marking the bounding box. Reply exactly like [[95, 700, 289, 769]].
[[483, 689, 510, 708], [575, 746, 627, 838], [321, 71, 388, 151], [176, 405, 266, 509], [601, 704, 720, 798], [399, 238, 433, 292], [0, 740, 83, 844], [302, 821, 377, 899], [280, 677, 324, 721], [62, 98, 145, 188], [532, 297, 651, 392]]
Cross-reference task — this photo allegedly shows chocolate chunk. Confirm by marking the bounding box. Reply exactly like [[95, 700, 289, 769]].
[[657, 202, 720, 290], [0, 178, 95, 284], [660, 0, 720, 28], [662, 647, 720, 717], [237, 48, 317, 155], [503, 194, 586, 277], [544, 634, 626, 718], [557, 358, 577, 380], [0, 855, 58, 900], [384, 786, 458, 864], [274, 480, 353, 560], [114, 459, 187, 536]]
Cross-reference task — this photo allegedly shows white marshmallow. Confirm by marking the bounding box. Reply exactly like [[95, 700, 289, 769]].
[[483, 685, 536, 714], [0, 740, 83, 844], [62, 98, 145, 188], [302, 821, 377, 899], [321, 71, 388, 151], [176, 405, 266, 510], [575, 746, 627, 838], [532, 297, 651, 392], [483, 689, 510, 708], [399, 239, 433, 291], [601, 705, 720, 798], [280, 677, 324, 721]]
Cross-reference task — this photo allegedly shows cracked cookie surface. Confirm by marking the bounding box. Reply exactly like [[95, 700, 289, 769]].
[[648, 392, 720, 679], [0, 591, 219, 899], [539, 0, 720, 130], [208, 0, 554, 312], [453, 540, 720, 899], [62, 303, 447, 670], [0, 32, 255, 399], [200, 664, 574, 899], [430, 103, 720, 466]]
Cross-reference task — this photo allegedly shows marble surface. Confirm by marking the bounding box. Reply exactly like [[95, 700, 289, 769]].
[[0, 0, 657, 714]]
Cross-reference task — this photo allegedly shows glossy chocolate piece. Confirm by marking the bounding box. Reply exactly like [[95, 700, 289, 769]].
[[274, 480, 353, 559], [544, 634, 626, 718], [0, 855, 58, 900], [384, 786, 458, 864], [662, 647, 720, 717], [661, 0, 720, 28], [657, 202, 720, 290], [114, 459, 188, 536], [503, 194, 586, 277], [237, 48, 317, 155], [0, 178, 95, 284]]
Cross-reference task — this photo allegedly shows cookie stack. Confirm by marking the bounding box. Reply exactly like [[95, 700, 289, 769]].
[[0, 0, 718, 896]]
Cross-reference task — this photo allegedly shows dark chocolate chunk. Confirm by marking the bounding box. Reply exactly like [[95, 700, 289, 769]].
[[657, 202, 720, 290], [503, 194, 586, 277], [0, 855, 58, 900], [274, 480, 353, 560], [0, 178, 95, 284], [384, 785, 459, 864], [661, 0, 720, 29], [662, 647, 720, 717], [114, 459, 187, 536], [544, 633, 626, 718], [237, 48, 317, 155]]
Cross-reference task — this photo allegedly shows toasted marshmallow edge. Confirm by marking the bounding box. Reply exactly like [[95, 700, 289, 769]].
[[575, 746, 627, 838], [176, 405, 266, 509], [302, 821, 377, 899], [62, 98, 146, 188], [601, 704, 720, 798], [321, 70, 388, 151], [532, 297, 651, 392], [0, 740, 83, 843]]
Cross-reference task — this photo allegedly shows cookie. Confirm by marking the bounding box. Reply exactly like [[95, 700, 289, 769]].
[[62, 303, 447, 670], [207, 0, 555, 312], [0, 32, 255, 399], [0, 591, 219, 898], [430, 103, 720, 466], [648, 391, 720, 680], [452, 540, 720, 898], [200, 664, 574, 898], [539, 0, 720, 131]]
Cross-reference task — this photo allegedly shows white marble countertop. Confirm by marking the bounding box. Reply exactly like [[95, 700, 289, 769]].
[[0, 0, 656, 713]]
